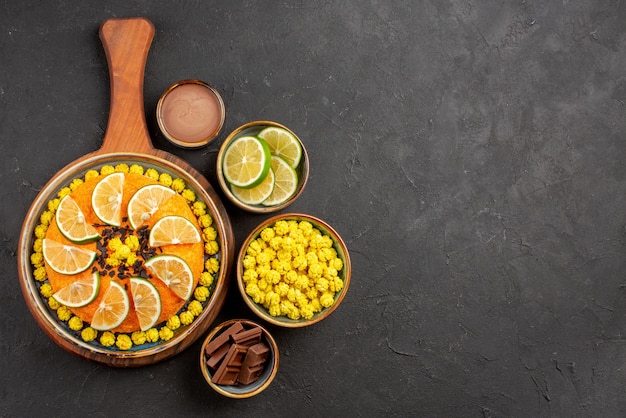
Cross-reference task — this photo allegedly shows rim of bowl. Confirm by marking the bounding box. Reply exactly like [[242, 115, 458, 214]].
[[236, 213, 351, 328], [216, 120, 310, 213], [156, 79, 225, 149], [200, 318, 279, 398]]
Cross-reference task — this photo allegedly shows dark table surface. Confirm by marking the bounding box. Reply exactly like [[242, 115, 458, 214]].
[[2, 1, 626, 416]]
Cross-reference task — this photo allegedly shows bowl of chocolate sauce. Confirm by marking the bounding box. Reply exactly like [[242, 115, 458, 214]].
[[156, 79, 225, 148]]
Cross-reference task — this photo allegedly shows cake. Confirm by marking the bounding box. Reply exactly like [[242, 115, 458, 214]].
[[30, 164, 220, 349]]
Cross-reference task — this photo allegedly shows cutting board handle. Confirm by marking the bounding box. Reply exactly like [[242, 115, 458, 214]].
[[98, 17, 155, 154]]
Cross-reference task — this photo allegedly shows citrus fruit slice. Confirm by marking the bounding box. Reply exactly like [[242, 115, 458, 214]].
[[148, 215, 201, 247], [42, 238, 98, 275], [52, 271, 101, 308], [222, 135, 271, 188], [56, 195, 101, 243], [90, 280, 130, 331], [144, 255, 194, 300], [129, 277, 162, 331], [262, 156, 299, 206], [230, 167, 275, 205], [127, 184, 176, 229], [91, 172, 125, 226], [257, 126, 302, 168]]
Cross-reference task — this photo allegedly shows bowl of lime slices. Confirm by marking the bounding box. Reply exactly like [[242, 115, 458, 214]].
[[216, 121, 309, 213]]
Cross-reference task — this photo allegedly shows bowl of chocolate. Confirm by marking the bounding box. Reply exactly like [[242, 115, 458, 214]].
[[200, 319, 279, 398]]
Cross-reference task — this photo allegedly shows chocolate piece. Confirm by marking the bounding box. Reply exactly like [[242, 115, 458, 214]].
[[212, 344, 247, 385], [230, 326, 262, 346], [242, 342, 270, 367], [204, 321, 245, 356], [206, 343, 229, 370], [225, 344, 247, 368], [211, 364, 240, 386], [237, 363, 265, 385], [242, 343, 270, 368], [237, 343, 270, 385]]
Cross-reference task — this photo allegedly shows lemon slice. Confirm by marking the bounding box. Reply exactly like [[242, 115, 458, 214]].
[[53, 271, 101, 308], [129, 277, 162, 331], [222, 135, 271, 188], [127, 184, 176, 229], [148, 215, 201, 247], [257, 126, 302, 168], [42, 238, 98, 275], [56, 195, 101, 244], [144, 255, 194, 300], [262, 156, 299, 206], [91, 172, 125, 226], [90, 280, 130, 331], [230, 167, 275, 205]]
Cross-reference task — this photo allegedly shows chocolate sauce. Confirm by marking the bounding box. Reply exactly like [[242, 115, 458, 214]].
[[159, 82, 223, 145]]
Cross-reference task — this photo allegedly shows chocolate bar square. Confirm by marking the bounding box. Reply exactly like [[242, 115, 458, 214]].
[[204, 321, 245, 356]]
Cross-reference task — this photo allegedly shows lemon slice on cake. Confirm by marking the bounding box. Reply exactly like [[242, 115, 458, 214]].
[[90, 280, 130, 331], [144, 255, 194, 300], [148, 215, 201, 247], [91, 172, 125, 226], [127, 184, 176, 229], [42, 238, 97, 275], [56, 195, 100, 243], [129, 277, 162, 331], [52, 271, 101, 308]]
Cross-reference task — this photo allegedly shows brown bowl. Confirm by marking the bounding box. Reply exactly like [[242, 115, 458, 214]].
[[200, 319, 279, 398], [156, 79, 225, 148], [236, 213, 351, 327], [216, 121, 309, 213]]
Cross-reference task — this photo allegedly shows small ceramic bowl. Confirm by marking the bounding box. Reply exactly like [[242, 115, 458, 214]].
[[237, 213, 351, 328], [156, 79, 225, 148], [200, 319, 279, 398], [216, 120, 309, 213]]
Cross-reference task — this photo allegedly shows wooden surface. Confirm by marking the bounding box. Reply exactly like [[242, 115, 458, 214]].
[[98, 17, 155, 154], [17, 18, 235, 367]]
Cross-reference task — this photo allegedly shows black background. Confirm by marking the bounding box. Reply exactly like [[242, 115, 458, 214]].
[[2, 1, 626, 416]]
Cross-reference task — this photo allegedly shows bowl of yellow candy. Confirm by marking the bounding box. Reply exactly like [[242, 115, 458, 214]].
[[236, 213, 351, 327], [216, 121, 309, 213]]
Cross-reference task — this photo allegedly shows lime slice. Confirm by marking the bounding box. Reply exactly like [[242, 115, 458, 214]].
[[222, 135, 271, 188], [53, 271, 101, 308], [90, 280, 130, 331], [129, 277, 162, 331], [42, 238, 97, 275], [127, 184, 176, 229], [148, 215, 201, 247], [257, 126, 302, 168], [230, 167, 275, 205], [91, 172, 125, 226], [262, 156, 299, 206], [56, 195, 100, 244], [144, 255, 194, 300]]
